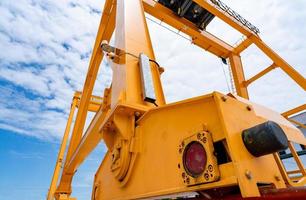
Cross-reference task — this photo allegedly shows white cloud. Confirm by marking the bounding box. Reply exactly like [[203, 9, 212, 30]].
[[0, 0, 110, 140], [1, 0, 304, 140]]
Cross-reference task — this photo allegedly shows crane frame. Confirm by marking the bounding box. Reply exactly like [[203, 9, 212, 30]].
[[47, 0, 306, 199]]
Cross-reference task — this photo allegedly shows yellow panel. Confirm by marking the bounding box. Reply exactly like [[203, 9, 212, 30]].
[[92, 92, 302, 199]]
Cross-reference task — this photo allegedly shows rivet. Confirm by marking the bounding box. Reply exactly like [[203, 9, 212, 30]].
[[275, 175, 281, 181], [246, 105, 252, 111], [245, 170, 252, 180], [186, 177, 190, 184], [181, 141, 185, 147], [134, 111, 141, 117], [221, 96, 227, 102], [204, 173, 209, 180], [208, 164, 213, 172]]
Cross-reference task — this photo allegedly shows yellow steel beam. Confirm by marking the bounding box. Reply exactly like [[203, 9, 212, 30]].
[[56, 0, 116, 195], [244, 63, 278, 86], [282, 104, 306, 118], [193, 0, 257, 38], [228, 54, 249, 99], [55, 110, 107, 194], [48, 92, 102, 199], [142, 0, 234, 58], [287, 119, 306, 129], [64, 0, 116, 164], [251, 37, 306, 90], [192, 0, 305, 90], [233, 37, 253, 55], [66, 110, 105, 172], [65, 88, 111, 176], [74, 91, 103, 112], [47, 97, 78, 200], [288, 142, 306, 176], [110, 0, 165, 106]]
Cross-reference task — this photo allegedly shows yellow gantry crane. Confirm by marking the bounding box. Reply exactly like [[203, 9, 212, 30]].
[[47, 0, 306, 199]]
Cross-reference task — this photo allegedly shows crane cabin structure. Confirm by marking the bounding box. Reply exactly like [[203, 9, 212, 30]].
[[47, 0, 306, 199]]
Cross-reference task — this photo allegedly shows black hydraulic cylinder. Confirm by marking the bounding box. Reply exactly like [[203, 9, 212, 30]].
[[242, 121, 288, 157]]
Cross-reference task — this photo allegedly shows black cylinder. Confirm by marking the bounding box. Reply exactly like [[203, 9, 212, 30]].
[[242, 121, 288, 157]]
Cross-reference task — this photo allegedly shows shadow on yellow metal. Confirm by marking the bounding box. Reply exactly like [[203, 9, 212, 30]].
[[47, 0, 306, 199]]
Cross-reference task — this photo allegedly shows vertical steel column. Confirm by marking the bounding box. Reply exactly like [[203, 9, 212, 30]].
[[65, 0, 116, 164], [110, 0, 165, 107], [55, 0, 116, 196], [47, 98, 77, 200], [228, 54, 249, 99]]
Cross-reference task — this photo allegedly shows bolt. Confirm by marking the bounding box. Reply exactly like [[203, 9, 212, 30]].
[[204, 173, 209, 180], [208, 165, 213, 172], [134, 111, 141, 117], [246, 105, 252, 111], [221, 96, 227, 102], [275, 175, 281, 181], [182, 172, 186, 178], [178, 163, 181, 169], [186, 177, 190, 184], [202, 124, 208, 131], [245, 170, 252, 180]]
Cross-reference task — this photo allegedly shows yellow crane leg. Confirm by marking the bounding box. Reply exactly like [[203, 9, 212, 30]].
[[65, 89, 111, 178], [64, 0, 116, 165], [55, 0, 116, 196], [47, 97, 78, 200], [110, 0, 165, 106], [228, 54, 249, 99]]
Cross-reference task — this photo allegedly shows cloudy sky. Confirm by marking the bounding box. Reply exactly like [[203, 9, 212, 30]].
[[0, 0, 305, 199]]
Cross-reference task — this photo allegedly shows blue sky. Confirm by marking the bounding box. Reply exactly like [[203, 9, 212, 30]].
[[0, 0, 305, 199]]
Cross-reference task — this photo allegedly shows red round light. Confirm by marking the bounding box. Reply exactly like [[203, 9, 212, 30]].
[[183, 141, 207, 177]]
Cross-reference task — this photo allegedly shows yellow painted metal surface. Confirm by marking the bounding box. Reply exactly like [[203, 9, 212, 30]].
[[47, 97, 77, 200], [48, 0, 306, 199], [228, 54, 249, 99], [92, 93, 303, 199]]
